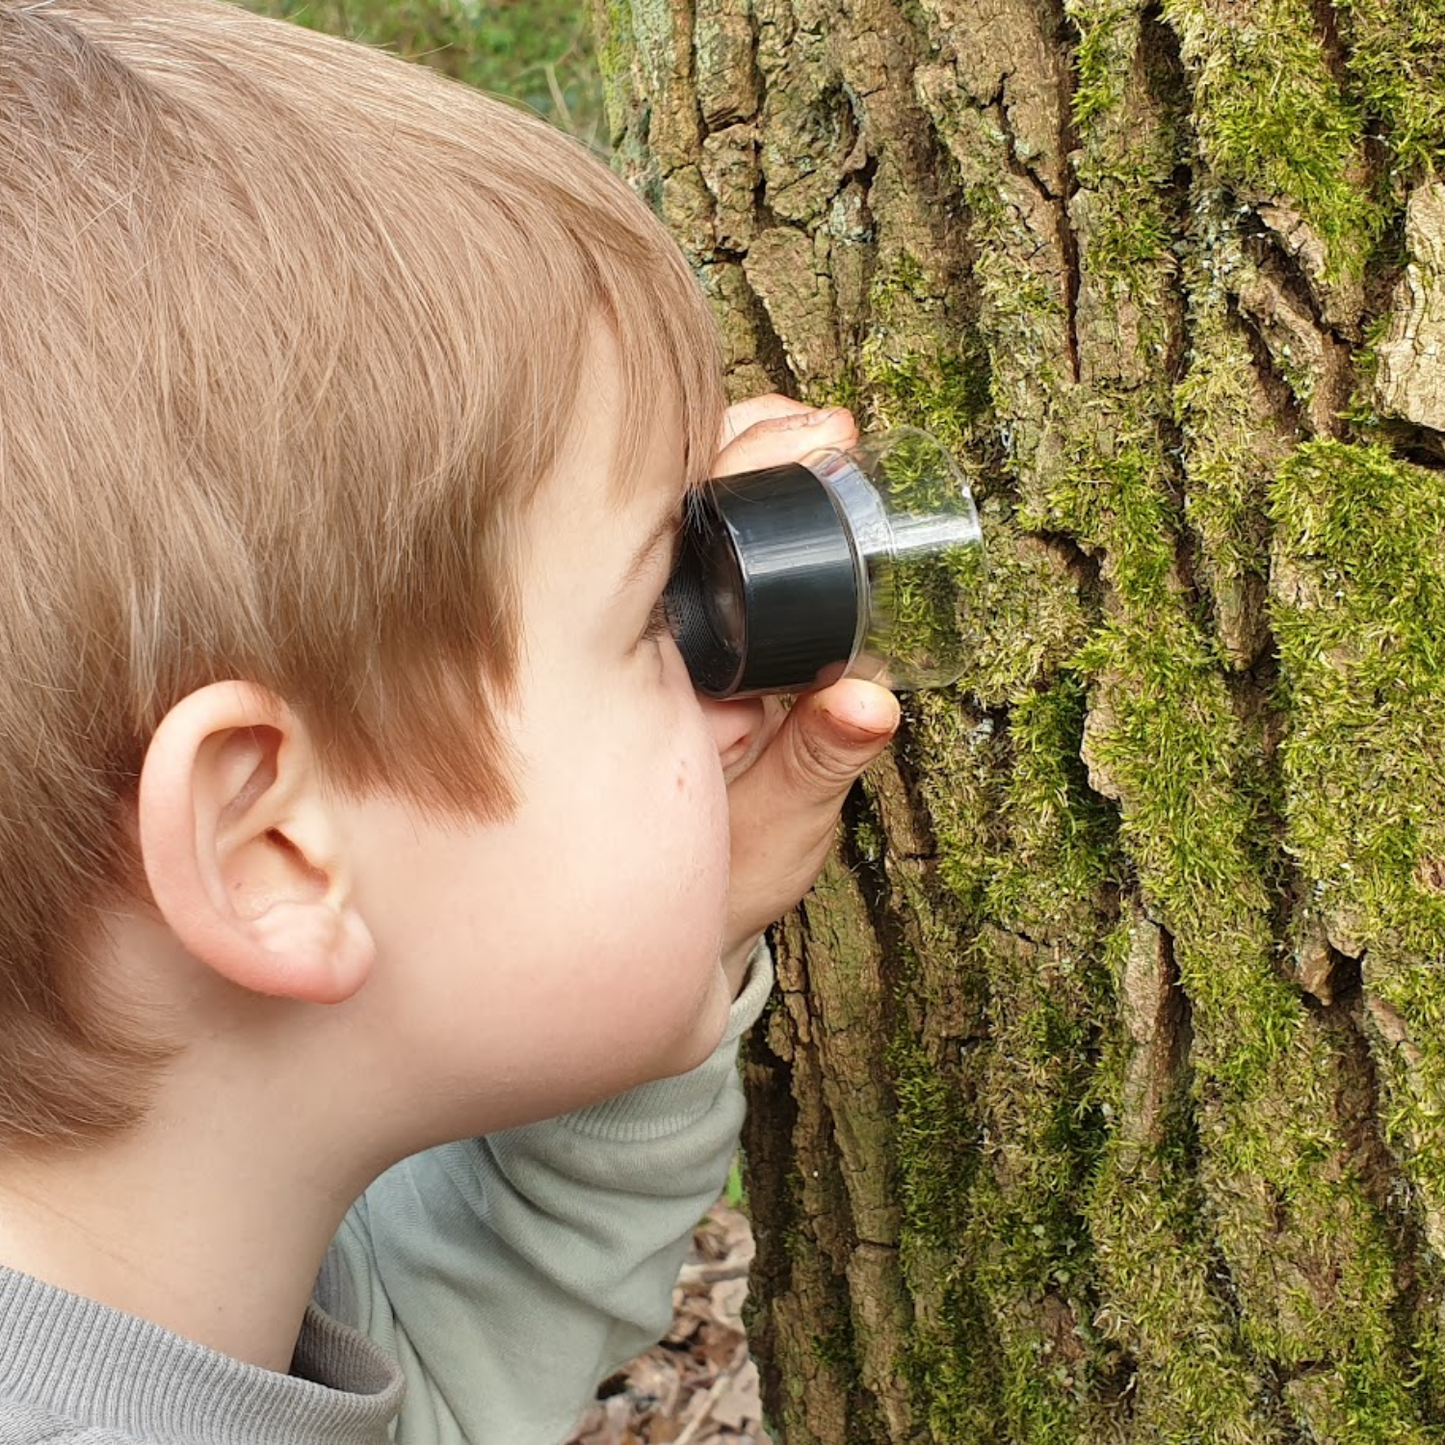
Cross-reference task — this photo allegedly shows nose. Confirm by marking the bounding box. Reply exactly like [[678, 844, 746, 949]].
[[698, 694, 770, 777]]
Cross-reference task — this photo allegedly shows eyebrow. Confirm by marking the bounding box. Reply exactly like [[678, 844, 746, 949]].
[[615, 502, 683, 597]]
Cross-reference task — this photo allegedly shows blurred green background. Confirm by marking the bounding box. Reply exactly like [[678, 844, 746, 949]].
[[240, 0, 604, 147]]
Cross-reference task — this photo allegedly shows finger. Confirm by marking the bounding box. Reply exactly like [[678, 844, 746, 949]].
[[761, 679, 900, 807], [714, 405, 859, 479], [723, 680, 899, 949], [718, 394, 813, 448]]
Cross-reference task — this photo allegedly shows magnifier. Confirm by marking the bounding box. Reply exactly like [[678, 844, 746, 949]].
[[665, 428, 984, 699]]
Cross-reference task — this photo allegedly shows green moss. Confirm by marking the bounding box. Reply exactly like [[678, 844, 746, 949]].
[[986, 677, 1120, 936], [959, 934, 1112, 1439], [1087, 1129, 1269, 1444], [1068, 0, 1186, 289], [909, 76, 1077, 495], [961, 6, 1424, 1381], [1046, 437, 1183, 614], [899, 1285, 1006, 1445], [1292, 1364, 1440, 1445], [1174, 281, 1276, 588], [803, 372, 866, 418], [809, 1320, 858, 1371], [1272, 440, 1445, 1408], [1082, 926, 1235, 1419], [851, 808, 886, 867], [889, 1034, 976, 1249], [1071, 587, 1429, 1421], [1080, 183, 1178, 291], [906, 691, 1009, 918], [1271, 439, 1445, 959], [1075, 617, 1265, 916], [974, 251, 1070, 408], [863, 347, 992, 461], [1337, 0, 1445, 194], [951, 498, 1095, 708], [888, 680, 1121, 1439], [888, 959, 1006, 1436], [1067, 0, 1141, 133], [1164, 0, 1381, 277], [860, 252, 995, 460]]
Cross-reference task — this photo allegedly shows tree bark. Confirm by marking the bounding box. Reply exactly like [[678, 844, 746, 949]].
[[592, 0, 1445, 1439]]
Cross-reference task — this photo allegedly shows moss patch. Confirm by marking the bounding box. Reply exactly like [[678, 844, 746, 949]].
[[1164, 0, 1380, 276], [1337, 0, 1445, 196], [861, 252, 995, 461], [1273, 439, 1445, 1408], [1272, 439, 1445, 959]]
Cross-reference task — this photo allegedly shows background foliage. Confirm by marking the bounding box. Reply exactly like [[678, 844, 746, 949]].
[[240, 0, 604, 145]]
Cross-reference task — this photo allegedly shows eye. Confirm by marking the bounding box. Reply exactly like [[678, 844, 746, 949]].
[[640, 595, 674, 644]]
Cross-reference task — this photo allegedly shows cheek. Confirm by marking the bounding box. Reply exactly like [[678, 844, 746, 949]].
[[675, 732, 731, 878]]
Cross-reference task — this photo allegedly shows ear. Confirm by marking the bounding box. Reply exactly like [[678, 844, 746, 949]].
[[138, 682, 375, 1005]]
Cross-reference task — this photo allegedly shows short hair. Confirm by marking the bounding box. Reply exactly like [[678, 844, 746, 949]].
[[0, 0, 724, 1145]]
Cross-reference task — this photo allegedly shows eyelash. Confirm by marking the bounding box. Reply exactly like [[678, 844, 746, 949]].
[[641, 596, 673, 643]]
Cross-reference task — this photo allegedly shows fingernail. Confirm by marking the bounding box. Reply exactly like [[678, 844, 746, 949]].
[[825, 707, 892, 746], [803, 406, 846, 426]]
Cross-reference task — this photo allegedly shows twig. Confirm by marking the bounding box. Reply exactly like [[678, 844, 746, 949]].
[[676, 1259, 751, 1288], [671, 1369, 736, 1445]]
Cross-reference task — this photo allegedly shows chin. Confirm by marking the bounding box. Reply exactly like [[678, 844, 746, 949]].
[[656, 968, 732, 1077]]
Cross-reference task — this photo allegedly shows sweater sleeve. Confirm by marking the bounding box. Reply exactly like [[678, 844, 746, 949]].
[[322, 944, 772, 1445]]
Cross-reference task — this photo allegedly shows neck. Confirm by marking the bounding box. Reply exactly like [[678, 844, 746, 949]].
[[0, 1061, 386, 1372]]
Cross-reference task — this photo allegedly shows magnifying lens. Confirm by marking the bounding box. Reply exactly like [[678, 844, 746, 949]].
[[665, 428, 984, 699]]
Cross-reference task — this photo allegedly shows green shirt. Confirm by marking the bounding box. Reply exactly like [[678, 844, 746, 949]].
[[0, 951, 771, 1445]]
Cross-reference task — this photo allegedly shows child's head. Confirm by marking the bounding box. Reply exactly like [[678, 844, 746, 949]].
[[0, 0, 727, 1148]]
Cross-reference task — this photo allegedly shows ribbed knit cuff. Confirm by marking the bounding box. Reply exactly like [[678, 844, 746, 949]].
[[0, 1267, 401, 1444]]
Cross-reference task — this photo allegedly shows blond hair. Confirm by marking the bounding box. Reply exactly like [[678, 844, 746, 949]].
[[0, 0, 724, 1145]]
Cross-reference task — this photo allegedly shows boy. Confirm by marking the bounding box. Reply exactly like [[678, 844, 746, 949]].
[[0, 2, 900, 1441]]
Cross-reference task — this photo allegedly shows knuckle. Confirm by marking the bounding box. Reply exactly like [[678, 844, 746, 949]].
[[785, 718, 859, 799]]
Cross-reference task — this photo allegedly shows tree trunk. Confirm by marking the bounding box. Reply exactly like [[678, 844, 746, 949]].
[[591, 0, 1445, 1439]]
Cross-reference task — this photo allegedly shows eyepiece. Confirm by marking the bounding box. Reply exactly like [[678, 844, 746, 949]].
[[666, 460, 859, 696], [665, 428, 984, 699]]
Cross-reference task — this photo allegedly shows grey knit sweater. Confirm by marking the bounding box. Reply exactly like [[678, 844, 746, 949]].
[[0, 1281, 400, 1444], [0, 953, 771, 1444]]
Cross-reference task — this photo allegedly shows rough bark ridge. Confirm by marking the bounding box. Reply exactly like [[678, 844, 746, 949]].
[[590, 0, 1445, 1438]]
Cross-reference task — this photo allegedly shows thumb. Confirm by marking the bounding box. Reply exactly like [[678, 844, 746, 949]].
[[771, 680, 902, 805], [722, 678, 900, 956]]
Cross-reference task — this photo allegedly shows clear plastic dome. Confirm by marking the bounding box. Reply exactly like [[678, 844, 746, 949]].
[[806, 428, 984, 691]]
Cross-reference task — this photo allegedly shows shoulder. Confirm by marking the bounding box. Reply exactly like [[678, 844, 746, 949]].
[[0, 1399, 137, 1444]]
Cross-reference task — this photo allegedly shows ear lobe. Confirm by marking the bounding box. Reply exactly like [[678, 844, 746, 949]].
[[138, 683, 375, 1006]]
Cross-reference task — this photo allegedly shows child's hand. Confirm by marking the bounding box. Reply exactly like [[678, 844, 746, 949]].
[[706, 397, 902, 994]]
